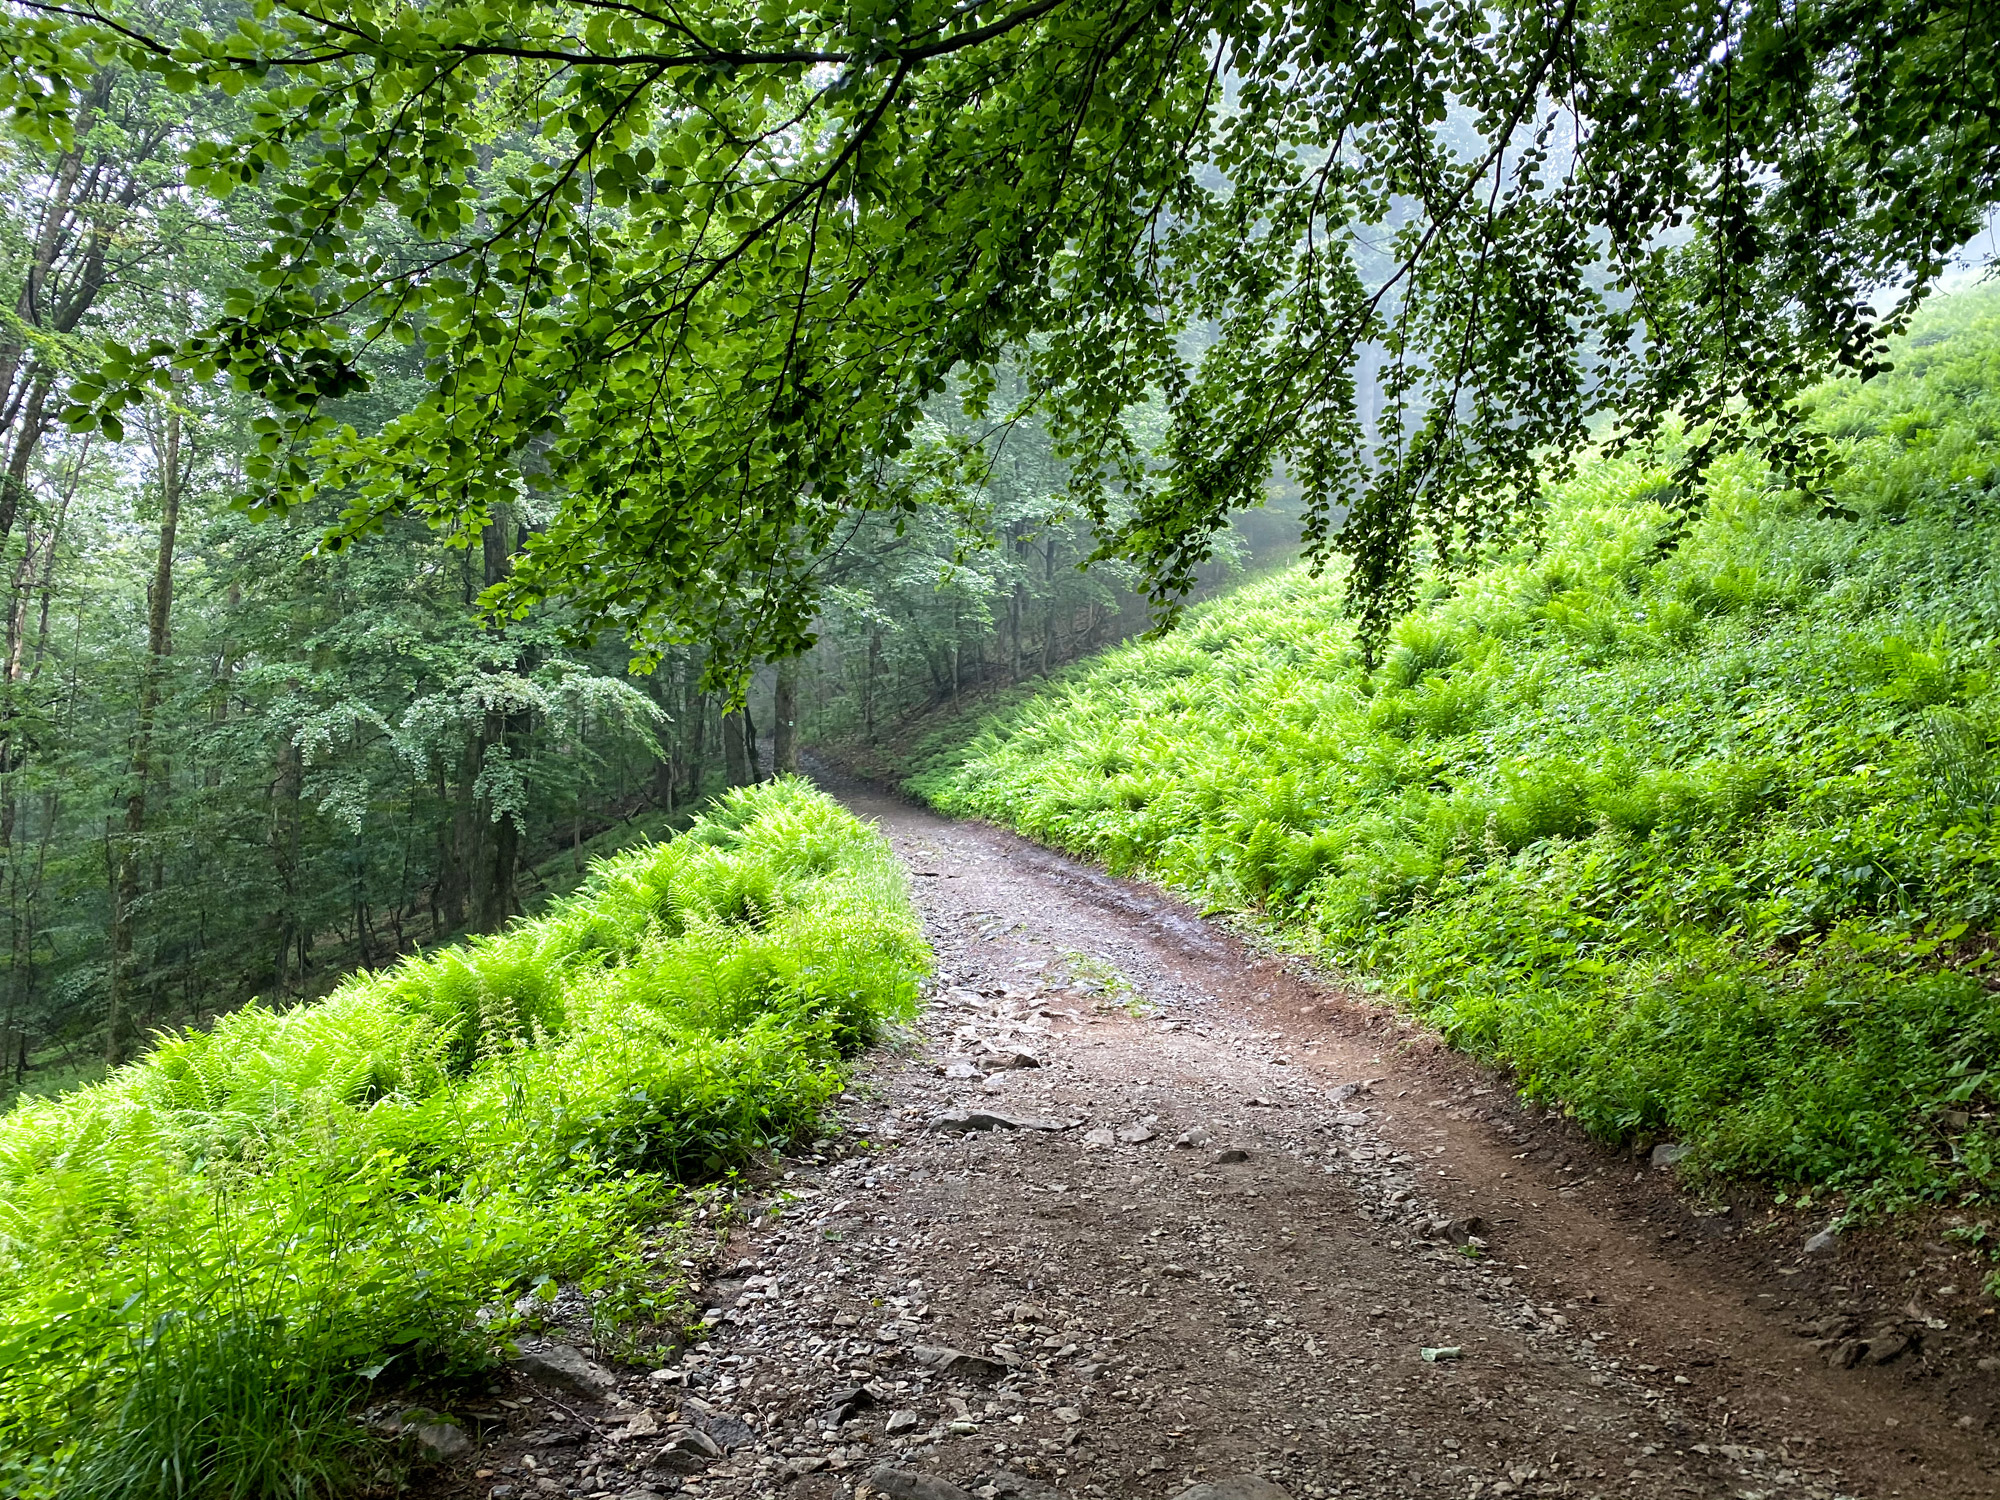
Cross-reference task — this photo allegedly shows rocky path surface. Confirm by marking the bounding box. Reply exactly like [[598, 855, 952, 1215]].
[[447, 782, 2000, 1500]]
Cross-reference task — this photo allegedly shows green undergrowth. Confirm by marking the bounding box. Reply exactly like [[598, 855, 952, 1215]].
[[0, 779, 925, 1500], [911, 287, 2000, 1233]]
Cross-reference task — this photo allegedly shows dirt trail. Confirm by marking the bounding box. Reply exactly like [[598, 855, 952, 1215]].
[[458, 782, 2000, 1500]]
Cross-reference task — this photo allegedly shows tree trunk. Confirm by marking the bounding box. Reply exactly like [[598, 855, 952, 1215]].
[[651, 661, 679, 812], [271, 692, 306, 987], [472, 506, 521, 929], [106, 406, 181, 1064], [721, 708, 751, 787], [1042, 537, 1059, 673], [772, 658, 799, 775], [864, 630, 881, 741]]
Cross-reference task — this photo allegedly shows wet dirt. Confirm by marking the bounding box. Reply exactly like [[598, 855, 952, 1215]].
[[438, 779, 2000, 1500]]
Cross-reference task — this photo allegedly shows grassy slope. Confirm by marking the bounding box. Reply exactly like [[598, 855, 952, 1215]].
[[0, 779, 926, 1499], [911, 287, 2000, 1230]]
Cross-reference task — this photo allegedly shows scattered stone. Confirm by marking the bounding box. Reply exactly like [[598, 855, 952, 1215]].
[[656, 1425, 725, 1472], [609, 1410, 660, 1440], [884, 1409, 922, 1435], [1115, 1121, 1158, 1145], [410, 1418, 473, 1462], [682, 1397, 756, 1450], [825, 1382, 879, 1425], [1083, 1126, 1118, 1148], [1650, 1141, 1690, 1168], [510, 1344, 618, 1400], [1419, 1345, 1464, 1362], [940, 1059, 985, 1080], [863, 1466, 977, 1500], [1212, 1147, 1250, 1164], [911, 1345, 1009, 1381], [1866, 1332, 1913, 1365], [1803, 1228, 1840, 1256], [931, 1109, 1068, 1132], [1171, 1128, 1213, 1150], [1333, 1113, 1370, 1127], [980, 1050, 1041, 1071], [986, 1468, 1060, 1500], [1418, 1215, 1489, 1247], [1170, 1478, 1292, 1500]]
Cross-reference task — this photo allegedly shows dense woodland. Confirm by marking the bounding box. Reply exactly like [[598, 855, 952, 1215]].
[[2, 0, 2000, 1494], [0, 72, 1280, 1095]]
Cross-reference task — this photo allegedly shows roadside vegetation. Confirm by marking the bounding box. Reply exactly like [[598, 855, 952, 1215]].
[[911, 287, 2000, 1228], [0, 780, 925, 1500]]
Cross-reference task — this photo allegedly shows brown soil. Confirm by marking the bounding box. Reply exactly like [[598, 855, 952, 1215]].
[[431, 777, 2000, 1500]]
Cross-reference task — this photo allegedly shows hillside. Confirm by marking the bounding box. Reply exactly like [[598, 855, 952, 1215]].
[[909, 286, 2000, 1228], [0, 781, 925, 1500]]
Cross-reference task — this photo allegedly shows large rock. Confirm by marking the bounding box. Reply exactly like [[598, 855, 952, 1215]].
[[863, 1468, 976, 1500], [510, 1344, 618, 1400], [1170, 1479, 1292, 1500]]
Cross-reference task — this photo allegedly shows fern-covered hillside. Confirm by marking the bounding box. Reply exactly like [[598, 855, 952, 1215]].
[[0, 780, 925, 1500], [911, 287, 2000, 1217]]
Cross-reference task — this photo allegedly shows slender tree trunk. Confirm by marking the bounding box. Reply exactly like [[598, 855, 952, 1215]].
[[772, 658, 799, 775], [664, 664, 688, 816], [271, 693, 306, 987], [1010, 577, 1024, 682], [683, 689, 709, 804], [472, 506, 522, 929], [721, 708, 751, 787], [864, 630, 881, 741], [106, 407, 181, 1064], [1041, 537, 1058, 673]]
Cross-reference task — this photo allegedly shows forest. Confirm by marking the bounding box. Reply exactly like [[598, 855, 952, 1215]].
[[0, 108, 1253, 1096], [2, 0, 1999, 1496]]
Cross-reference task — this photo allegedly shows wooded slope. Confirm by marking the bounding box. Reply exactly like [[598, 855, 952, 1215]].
[[913, 287, 2000, 1224]]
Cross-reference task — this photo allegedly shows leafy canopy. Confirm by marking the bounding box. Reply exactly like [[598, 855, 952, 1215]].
[[5, 0, 1998, 652]]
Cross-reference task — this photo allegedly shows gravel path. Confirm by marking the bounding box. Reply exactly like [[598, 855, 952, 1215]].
[[445, 780, 1999, 1500]]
